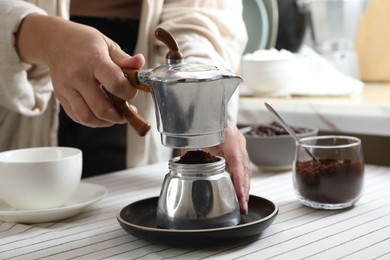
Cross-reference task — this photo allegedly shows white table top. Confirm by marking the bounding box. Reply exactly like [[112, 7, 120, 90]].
[[238, 83, 390, 137], [1, 162, 390, 259]]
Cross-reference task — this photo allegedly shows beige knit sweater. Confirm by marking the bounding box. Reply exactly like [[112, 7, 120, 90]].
[[0, 0, 247, 168]]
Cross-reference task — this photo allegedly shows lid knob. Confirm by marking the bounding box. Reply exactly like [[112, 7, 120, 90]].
[[155, 28, 184, 64]]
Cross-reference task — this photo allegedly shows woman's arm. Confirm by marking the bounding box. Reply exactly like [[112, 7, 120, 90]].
[[14, 13, 145, 126], [0, 1, 145, 126]]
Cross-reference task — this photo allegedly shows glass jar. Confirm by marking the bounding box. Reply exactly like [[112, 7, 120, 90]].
[[293, 136, 364, 210]]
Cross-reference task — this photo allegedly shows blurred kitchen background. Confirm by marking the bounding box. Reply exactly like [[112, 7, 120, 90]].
[[239, 0, 390, 166]]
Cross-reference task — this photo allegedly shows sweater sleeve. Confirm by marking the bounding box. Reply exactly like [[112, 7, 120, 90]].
[[157, 0, 247, 71], [0, 0, 52, 116]]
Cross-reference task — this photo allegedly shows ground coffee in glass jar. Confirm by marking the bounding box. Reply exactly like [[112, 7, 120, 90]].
[[294, 158, 364, 204]]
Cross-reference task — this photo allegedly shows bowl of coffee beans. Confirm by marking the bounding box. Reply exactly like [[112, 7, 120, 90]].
[[242, 122, 318, 171]]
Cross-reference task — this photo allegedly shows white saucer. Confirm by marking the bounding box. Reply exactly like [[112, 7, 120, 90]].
[[0, 183, 107, 223]]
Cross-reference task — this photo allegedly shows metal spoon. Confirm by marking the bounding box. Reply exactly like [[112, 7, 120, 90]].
[[264, 102, 318, 161]]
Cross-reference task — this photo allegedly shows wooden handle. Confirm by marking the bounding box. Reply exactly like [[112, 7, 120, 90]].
[[110, 94, 151, 137], [103, 68, 152, 136], [118, 69, 152, 136]]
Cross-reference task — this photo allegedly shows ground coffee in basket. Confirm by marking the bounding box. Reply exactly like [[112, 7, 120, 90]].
[[177, 150, 219, 164], [294, 158, 364, 204]]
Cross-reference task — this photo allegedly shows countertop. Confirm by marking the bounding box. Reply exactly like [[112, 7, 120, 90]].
[[1, 162, 390, 259], [238, 83, 390, 137]]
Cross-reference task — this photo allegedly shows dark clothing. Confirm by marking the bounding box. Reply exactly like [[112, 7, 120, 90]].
[[58, 16, 139, 178]]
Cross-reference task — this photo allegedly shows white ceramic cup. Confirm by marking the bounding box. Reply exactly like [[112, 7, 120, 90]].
[[0, 147, 82, 210]]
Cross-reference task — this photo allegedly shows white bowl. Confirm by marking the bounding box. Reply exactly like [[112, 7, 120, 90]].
[[241, 53, 309, 95], [0, 147, 82, 210]]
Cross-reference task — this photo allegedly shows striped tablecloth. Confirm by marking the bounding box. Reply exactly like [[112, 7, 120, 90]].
[[1, 163, 390, 259]]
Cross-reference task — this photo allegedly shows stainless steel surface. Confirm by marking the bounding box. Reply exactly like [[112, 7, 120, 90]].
[[129, 28, 242, 148], [302, 0, 368, 78], [157, 156, 240, 229], [303, 0, 367, 52], [265, 102, 318, 161], [137, 63, 242, 148]]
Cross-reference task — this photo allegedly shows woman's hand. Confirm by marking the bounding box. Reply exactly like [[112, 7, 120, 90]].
[[16, 14, 145, 127], [200, 121, 252, 214]]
